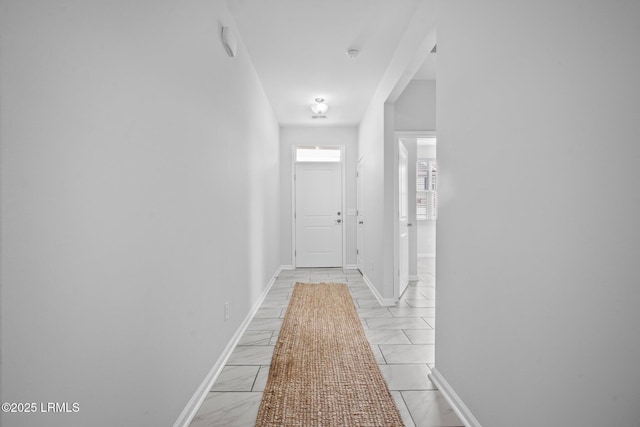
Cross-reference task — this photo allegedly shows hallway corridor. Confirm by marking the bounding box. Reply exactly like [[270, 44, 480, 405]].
[[190, 259, 462, 426]]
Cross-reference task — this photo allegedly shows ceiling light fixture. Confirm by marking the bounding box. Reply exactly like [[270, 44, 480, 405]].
[[310, 98, 329, 115], [346, 49, 360, 59]]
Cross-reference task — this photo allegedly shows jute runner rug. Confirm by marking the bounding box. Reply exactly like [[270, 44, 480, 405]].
[[255, 282, 404, 426]]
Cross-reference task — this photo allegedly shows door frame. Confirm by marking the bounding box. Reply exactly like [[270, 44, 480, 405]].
[[291, 145, 346, 268], [356, 155, 365, 272], [394, 131, 436, 300], [398, 141, 409, 297]]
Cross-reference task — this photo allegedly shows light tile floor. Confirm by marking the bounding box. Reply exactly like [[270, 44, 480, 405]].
[[190, 257, 463, 427]]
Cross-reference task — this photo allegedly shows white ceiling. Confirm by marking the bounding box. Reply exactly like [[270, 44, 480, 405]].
[[227, 0, 427, 126]]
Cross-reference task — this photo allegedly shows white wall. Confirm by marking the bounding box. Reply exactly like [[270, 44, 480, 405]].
[[0, 1, 280, 426], [279, 126, 358, 267], [436, 1, 640, 426], [417, 222, 436, 257], [395, 80, 437, 131], [358, 104, 387, 292]]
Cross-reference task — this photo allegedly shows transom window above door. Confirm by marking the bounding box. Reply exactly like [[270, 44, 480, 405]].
[[295, 147, 341, 162]]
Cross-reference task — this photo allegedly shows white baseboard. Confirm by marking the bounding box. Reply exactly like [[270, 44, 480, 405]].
[[344, 264, 358, 270], [280, 264, 294, 270], [173, 265, 282, 427], [361, 273, 396, 306], [428, 367, 482, 427]]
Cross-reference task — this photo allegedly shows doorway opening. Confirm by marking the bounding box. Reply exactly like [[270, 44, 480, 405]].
[[394, 133, 436, 300]]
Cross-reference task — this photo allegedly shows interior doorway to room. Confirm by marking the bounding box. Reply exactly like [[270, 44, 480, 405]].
[[416, 137, 437, 261], [293, 146, 345, 267], [395, 134, 437, 300]]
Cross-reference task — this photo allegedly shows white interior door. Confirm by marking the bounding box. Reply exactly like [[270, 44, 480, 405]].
[[399, 143, 409, 295], [356, 157, 365, 271], [295, 162, 343, 267]]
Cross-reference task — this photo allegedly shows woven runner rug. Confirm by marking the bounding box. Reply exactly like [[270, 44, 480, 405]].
[[255, 282, 404, 426]]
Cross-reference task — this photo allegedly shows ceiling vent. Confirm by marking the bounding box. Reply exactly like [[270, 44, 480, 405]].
[[312, 115, 327, 119]]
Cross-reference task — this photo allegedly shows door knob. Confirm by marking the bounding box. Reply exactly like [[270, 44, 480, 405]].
[[337, 219, 342, 223], [359, 220, 364, 224], [337, 212, 341, 216], [407, 223, 413, 227]]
